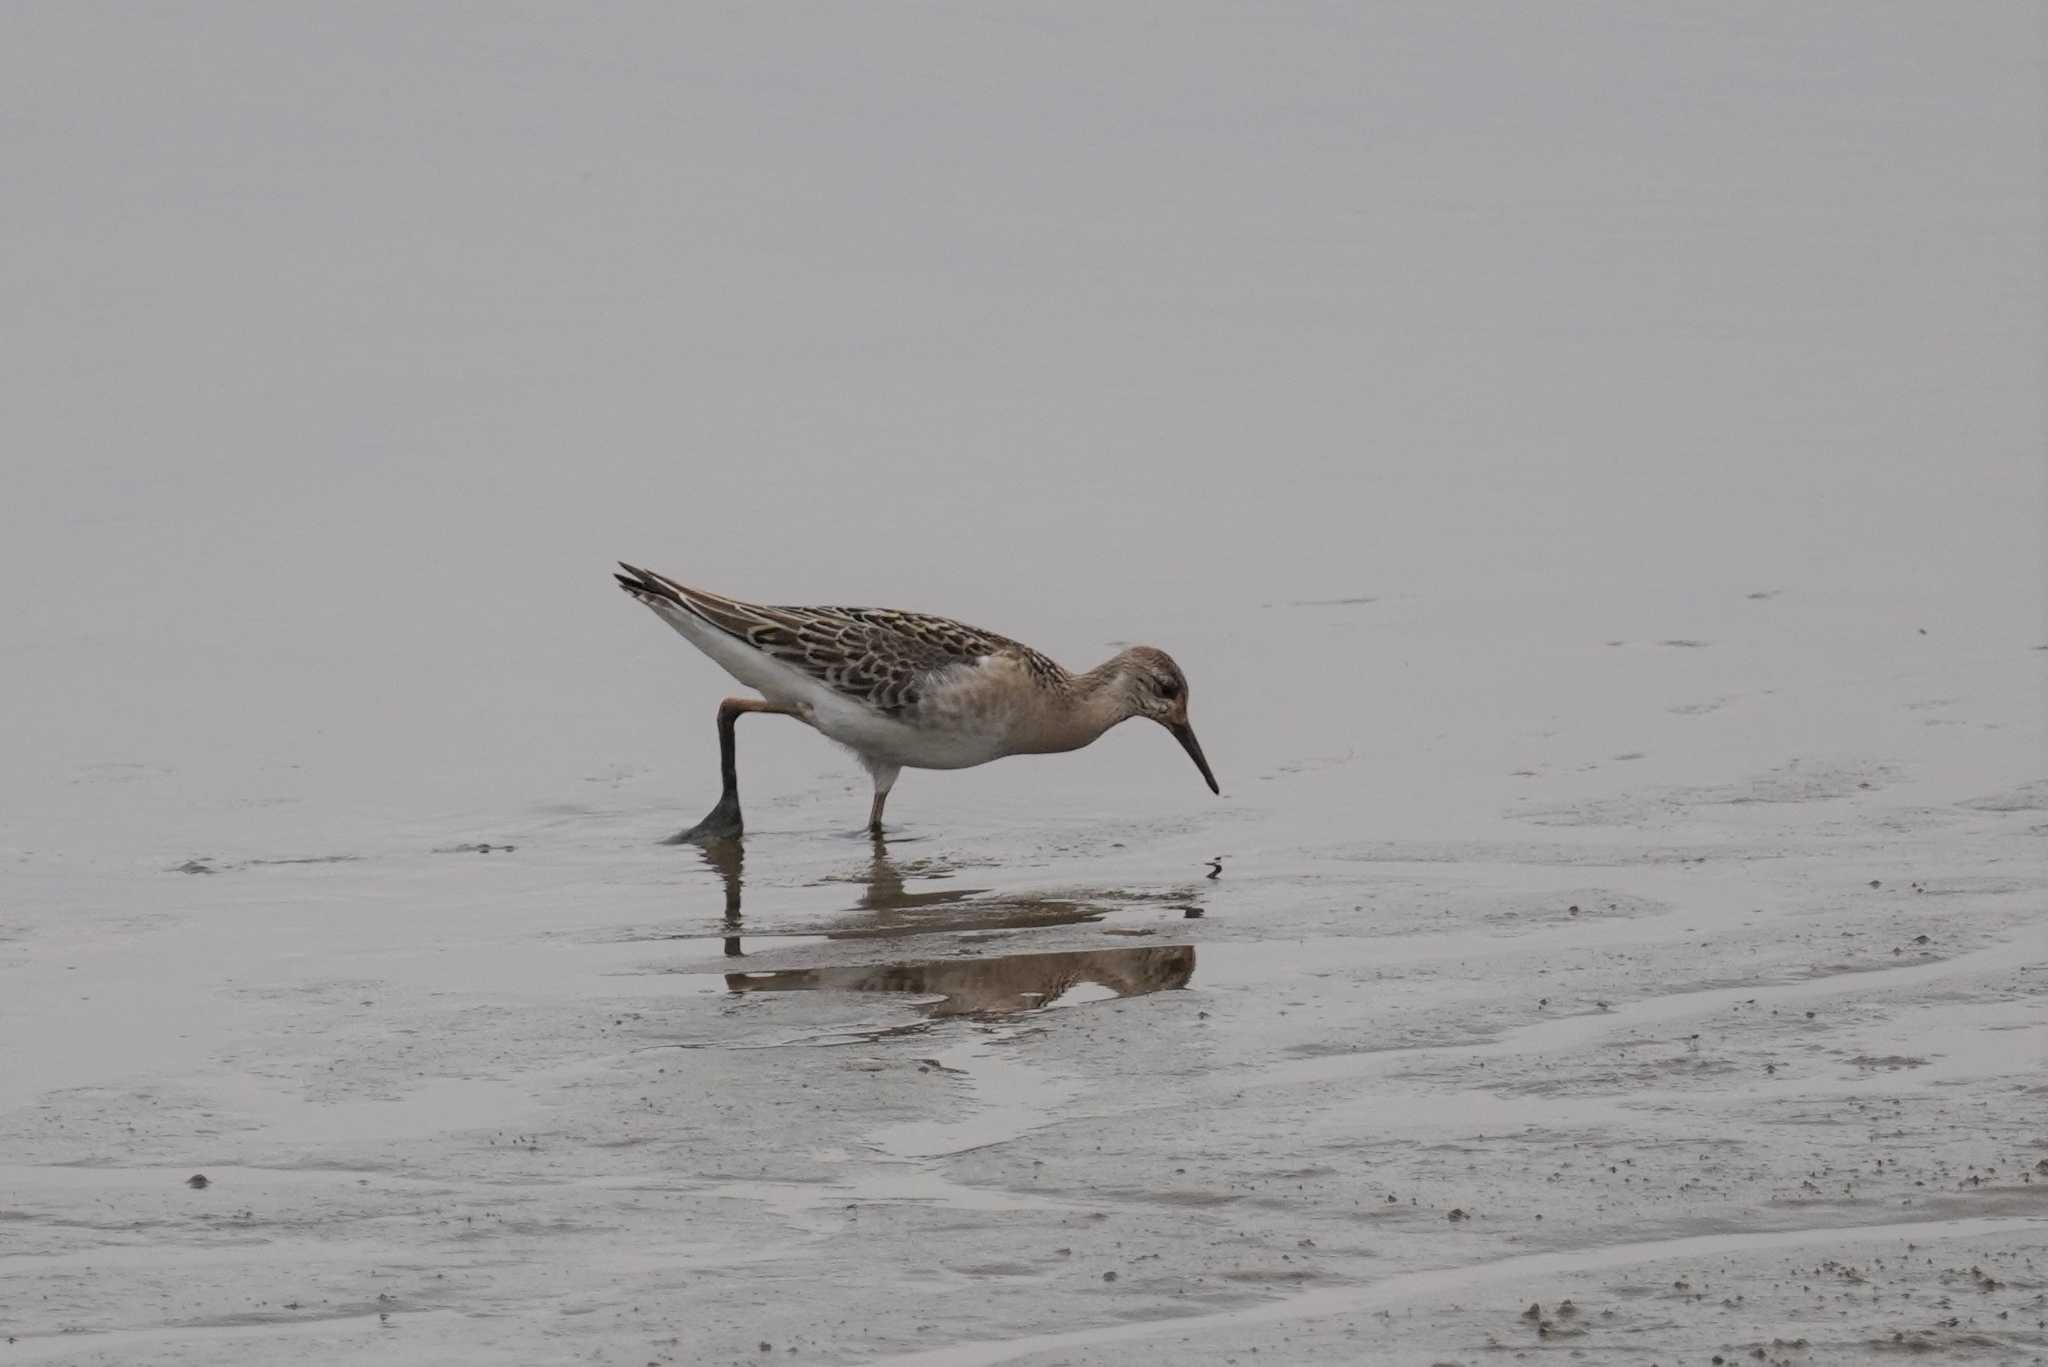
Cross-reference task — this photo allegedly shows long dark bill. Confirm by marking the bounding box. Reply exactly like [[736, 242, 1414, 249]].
[[1168, 721, 1221, 794]]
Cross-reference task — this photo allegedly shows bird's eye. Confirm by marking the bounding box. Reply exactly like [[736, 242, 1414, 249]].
[[1156, 678, 1181, 700]]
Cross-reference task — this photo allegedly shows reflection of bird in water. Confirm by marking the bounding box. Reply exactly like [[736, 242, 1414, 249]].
[[725, 944, 1197, 1018], [696, 837, 744, 956], [614, 564, 1220, 841], [696, 834, 1200, 1013]]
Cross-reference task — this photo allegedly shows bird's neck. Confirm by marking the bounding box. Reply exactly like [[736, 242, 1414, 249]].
[[1064, 659, 1138, 742], [1011, 659, 1132, 755]]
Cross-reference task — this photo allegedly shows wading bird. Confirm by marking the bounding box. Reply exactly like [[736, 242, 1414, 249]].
[[615, 563, 1219, 840]]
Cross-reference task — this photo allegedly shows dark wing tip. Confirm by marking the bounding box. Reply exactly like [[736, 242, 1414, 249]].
[[614, 562, 676, 602]]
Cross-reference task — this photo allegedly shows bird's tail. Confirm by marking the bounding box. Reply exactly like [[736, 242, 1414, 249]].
[[614, 562, 688, 610], [615, 562, 777, 644]]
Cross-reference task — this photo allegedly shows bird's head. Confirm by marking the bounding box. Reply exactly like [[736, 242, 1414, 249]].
[[1113, 646, 1219, 795]]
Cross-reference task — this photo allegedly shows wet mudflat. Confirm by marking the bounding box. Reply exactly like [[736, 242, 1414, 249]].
[[3, 585, 2043, 1367]]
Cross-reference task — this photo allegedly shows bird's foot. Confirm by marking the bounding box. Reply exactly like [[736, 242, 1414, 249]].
[[664, 792, 743, 844]]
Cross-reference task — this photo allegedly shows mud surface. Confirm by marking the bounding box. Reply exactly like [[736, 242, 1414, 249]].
[[5, 578, 2043, 1365]]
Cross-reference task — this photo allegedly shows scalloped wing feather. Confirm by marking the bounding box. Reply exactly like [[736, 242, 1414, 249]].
[[619, 566, 1065, 717]]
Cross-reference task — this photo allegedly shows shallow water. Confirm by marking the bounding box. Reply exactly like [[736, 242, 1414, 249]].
[[2, 4, 2043, 1364]]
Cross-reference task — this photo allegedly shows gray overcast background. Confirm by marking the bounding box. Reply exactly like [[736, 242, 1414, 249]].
[[3, 3, 2039, 854]]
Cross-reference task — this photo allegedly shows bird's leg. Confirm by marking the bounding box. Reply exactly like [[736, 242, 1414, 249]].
[[666, 697, 801, 844], [864, 762, 902, 836]]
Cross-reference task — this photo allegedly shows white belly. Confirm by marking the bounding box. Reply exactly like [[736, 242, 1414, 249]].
[[807, 689, 1010, 770]]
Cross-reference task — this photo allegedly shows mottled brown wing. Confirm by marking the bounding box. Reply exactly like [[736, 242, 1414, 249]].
[[623, 564, 1060, 714], [762, 606, 1065, 714]]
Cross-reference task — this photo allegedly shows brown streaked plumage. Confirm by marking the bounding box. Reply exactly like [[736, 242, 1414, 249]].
[[613, 563, 1219, 840]]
